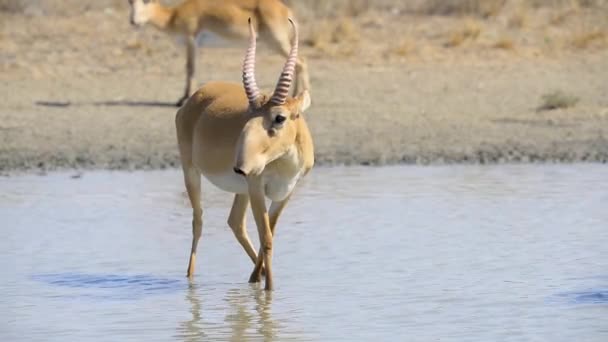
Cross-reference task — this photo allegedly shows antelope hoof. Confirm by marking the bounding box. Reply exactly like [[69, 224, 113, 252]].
[[186, 266, 195, 278], [248, 270, 262, 283]]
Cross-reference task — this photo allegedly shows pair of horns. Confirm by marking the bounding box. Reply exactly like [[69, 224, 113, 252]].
[[242, 18, 298, 107]]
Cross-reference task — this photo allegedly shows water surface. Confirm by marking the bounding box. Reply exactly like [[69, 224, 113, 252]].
[[1, 165, 607, 341]]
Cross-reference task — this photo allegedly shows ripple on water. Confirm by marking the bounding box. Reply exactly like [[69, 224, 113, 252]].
[[31, 273, 187, 300], [551, 288, 608, 306]]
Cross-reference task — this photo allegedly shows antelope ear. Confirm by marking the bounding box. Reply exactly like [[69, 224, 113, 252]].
[[297, 90, 311, 113]]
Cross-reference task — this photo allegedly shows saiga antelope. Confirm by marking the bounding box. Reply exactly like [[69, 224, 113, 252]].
[[175, 18, 314, 291], [128, 0, 310, 107]]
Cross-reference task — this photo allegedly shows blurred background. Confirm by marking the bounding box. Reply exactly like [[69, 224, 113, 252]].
[[3, 0, 608, 65], [1, 0, 607, 170]]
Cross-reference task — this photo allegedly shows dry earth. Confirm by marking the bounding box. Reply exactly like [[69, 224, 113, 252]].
[[1, 1, 608, 173]]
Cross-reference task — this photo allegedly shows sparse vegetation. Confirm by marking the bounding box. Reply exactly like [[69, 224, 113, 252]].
[[3, 0, 608, 61], [390, 38, 418, 57], [549, 7, 578, 25], [508, 8, 529, 28], [306, 22, 333, 49], [570, 30, 607, 48], [493, 37, 515, 50], [445, 19, 482, 47], [333, 18, 360, 43], [418, 0, 506, 17], [293, 0, 371, 18], [530, 0, 608, 7], [0, 0, 24, 13], [538, 91, 580, 111], [2, 0, 608, 16], [0, 0, 131, 14], [305, 17, 360, 56]]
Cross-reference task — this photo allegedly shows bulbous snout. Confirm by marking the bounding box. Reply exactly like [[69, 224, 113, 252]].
[[233, 167, 247, 177], [233, 157, 261, 177], [234, 155, 266, 178], [233, 118, 269, 178]]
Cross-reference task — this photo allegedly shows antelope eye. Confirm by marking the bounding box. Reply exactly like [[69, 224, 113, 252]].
[[274, 115, 286, 125]]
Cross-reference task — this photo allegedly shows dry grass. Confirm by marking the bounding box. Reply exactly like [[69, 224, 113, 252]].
[[293, 0, 608, 18], [493, 37, 516, 50], [570, 30, 607, 48], [304, 17, 361, 58], [531, 0, 608, 7], [389, 38, 418, 57], [125, 40, 143, 50], [286, 0, 375, 19], [538, 90, 580, 111], [508, 8, 529, 28], [2, 0, 607, 16], [0, 0, 127, 14], [549, 7, 579, 25], [0, 0, 24, 12], [3, 0, 608, 63], [445, 19, 482, 47], [306, 17, 360, 48], [333, 18, 360, 43], [124, 39, 153, 54], [419, 0, 506, 17], [307, 22, 334, 49]]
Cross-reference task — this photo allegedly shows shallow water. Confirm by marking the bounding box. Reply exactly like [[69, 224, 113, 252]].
[[1, 165, 607, 341]]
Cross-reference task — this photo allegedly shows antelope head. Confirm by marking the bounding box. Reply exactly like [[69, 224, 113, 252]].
[[127, 0, 157, 27], [233, 18, 311, 178]]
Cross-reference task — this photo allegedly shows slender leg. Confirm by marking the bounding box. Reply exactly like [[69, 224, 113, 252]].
[[269, 195, 292, 231], [249, 194, 292, 286], [184, 166, 203, 278], [227, 194, 259, 264], [176, 35, 196, 107], [247, 179, 275, 291]]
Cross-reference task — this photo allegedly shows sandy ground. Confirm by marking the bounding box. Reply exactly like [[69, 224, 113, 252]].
[[1, 4, 608, 173]]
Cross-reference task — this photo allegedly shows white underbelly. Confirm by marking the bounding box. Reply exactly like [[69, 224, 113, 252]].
[[203, 170, 301, 201], [203, 172, 248, 194], [264, 171, 301, 202]]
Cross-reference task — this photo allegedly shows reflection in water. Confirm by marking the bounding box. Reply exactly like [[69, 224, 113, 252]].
[[177, 282, 207, 342], [177, 282, 279, 341], [252, 289, 277, 341], [224, 287, 254, 341], [552, 288, 608, 305], [225, 286, 277, 341], [2, 166, 607, 341]]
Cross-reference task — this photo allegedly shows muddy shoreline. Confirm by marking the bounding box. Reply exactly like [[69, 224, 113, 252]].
[[2, 55, 608, 174]]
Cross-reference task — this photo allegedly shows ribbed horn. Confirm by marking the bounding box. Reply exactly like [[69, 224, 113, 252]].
[[242, 18, 261, 106], [270, 18, 298, 105]]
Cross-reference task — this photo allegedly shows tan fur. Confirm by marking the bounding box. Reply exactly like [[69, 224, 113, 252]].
[[176, 80, 314, 291], [128, 0, 310, 106]]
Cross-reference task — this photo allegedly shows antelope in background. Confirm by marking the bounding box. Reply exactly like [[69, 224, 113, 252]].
[[175, 18, 313, 291], [128, 0, 310, 106]]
